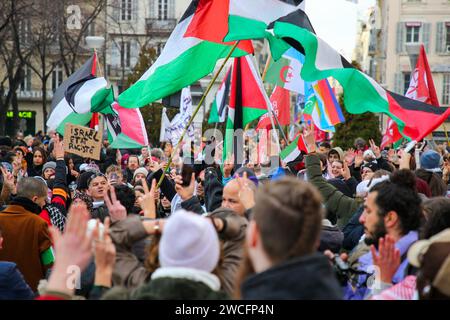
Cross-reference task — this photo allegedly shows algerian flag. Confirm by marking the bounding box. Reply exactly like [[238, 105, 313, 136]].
[[280, 134, 309, 163], [209, 66, 232, 124], [118, 1, 253, 109], [265, 47, 305, 94], [46, 53, 112, 134]]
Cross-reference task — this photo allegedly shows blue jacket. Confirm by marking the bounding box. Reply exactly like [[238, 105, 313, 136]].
[[0, 261, 35, 300]]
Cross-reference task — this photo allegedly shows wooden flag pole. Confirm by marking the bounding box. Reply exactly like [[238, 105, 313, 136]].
[[156, 41, 241, 189]]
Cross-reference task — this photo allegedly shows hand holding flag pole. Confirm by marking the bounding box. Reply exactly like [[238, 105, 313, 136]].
[[156, 41, 241, 189]]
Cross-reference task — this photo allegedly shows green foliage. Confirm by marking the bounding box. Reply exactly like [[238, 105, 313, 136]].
[[332, 94, 382, 149], [125, 46, 178, 146]]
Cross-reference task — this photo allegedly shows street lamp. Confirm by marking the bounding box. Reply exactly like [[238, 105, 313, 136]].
[[85, 36, 105, 50], [405, 43, 421, 70]]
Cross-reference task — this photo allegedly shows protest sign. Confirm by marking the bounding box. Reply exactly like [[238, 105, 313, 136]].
[[64, 123, 102, 160]]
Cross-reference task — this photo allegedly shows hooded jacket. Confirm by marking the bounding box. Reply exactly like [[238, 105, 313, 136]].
[[241, 253, 342, 300]]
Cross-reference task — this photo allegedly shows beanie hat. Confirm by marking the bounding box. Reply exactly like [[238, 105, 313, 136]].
[[42, 161, 56, 174], [420, 150, 442, 172], [133, 167, 149, 179], [77, 171, 96, 191], [73, 191, 94, 213], [361, 161, 379, 173], [363, 149, 376, 160], [159, 209, 220, 272]]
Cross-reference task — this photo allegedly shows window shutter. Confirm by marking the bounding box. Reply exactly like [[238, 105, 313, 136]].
[[111, 41, 120, 66], [436, 22, 444, 53], [169, 0, 175, 19], [112, 0, 120, 22], [422, 23, 431, 52], [394, 73, 402, 94], [396, 22, 405, 53], [133, 0, 138, 21], [130, 40, 139, 68]]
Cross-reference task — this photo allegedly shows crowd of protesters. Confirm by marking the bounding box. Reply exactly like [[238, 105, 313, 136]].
[[0, 126, 450, 301]]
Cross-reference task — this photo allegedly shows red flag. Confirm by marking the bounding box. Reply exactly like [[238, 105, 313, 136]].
[[405, 45, 439, 105], [382, 45, 441, 146], [90, 112, 99, 130], [381, 117, 402, 149], [256, 86, 291, 130]]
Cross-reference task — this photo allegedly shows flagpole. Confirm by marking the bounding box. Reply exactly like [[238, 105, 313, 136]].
[[156, 41, 241, 189]]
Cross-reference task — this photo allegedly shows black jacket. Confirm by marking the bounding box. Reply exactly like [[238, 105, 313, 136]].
[[342, 206, 365, 251], [241, 253, 342, 300]]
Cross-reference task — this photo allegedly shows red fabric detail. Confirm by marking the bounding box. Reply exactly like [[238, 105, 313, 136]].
[[184, 0, 253, 54]]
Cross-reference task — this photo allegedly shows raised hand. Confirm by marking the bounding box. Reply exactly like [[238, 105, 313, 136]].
[[303, 122, 316, 153], [369, 139, 381, 159], [104, 186, 127, 222], [138, 178, 157, 219], [345, 148, 356, 165], [342, 161, 352, 180], [236, 172, 255, 210], [354, 150, 364, 168], [93, 217, 116, 288], [54, 134, 65, 160], [370, 235, 401, 284], [46, 203, 95, 295], [174, 172, 195, 201], [1, 166, 16, 193], [398, 149, 411, 170]]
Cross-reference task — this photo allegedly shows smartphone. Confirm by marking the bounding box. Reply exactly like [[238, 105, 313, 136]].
[[181, 164, 195, 187]]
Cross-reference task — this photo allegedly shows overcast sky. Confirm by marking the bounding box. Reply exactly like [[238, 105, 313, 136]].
[[306, 0, 375, 60]]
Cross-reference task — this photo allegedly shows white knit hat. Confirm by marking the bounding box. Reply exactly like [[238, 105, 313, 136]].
[[133, 167, 149, 179], [159, 209, 220, 273]]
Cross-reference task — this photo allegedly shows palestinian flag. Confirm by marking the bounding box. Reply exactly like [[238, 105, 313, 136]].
[[280, 134, 309, 163], [224, 56, 269, 162], [265, 9, 450, 142], [46, 53, 112, 134], [224, 0, 304, 43], [118, 0, 253, 109], [208, 66, 232, 124], [105, 102, 149, 149]]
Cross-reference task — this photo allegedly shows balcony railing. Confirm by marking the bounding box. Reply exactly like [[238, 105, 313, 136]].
[[146, 18, 177, 36]]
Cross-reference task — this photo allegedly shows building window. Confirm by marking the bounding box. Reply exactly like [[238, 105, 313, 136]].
[[52, 65, 63, 92], [446, 24, 450, 48], [443, 74, 450, 105], [121, 0, 133, 21], [406, 23, 421, 43], [403, 72, 411, 95], [158, 0, 168, 20], [121, 41, 131, 68], [20, 66, 32, 92]]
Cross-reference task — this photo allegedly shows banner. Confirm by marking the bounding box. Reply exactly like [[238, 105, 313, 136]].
[[165, 87, 195, 147], [64, 123, 102, 160]]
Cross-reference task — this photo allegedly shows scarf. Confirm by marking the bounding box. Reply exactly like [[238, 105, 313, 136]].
[[10, 196, 42, 214]]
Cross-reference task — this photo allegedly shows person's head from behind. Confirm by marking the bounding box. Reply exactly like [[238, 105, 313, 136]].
[[127, 155, 140, 171], [360, 169, 421, 247], [246, 177, 323, 273], [16, 177, 48, 208], [159, 209, 220, 273], [319, 142, 331, 154], [407, 229, 450, 300], [421, 197, 450, 239], [110, 184, 135, 214], [221, 177, 256, 217]]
